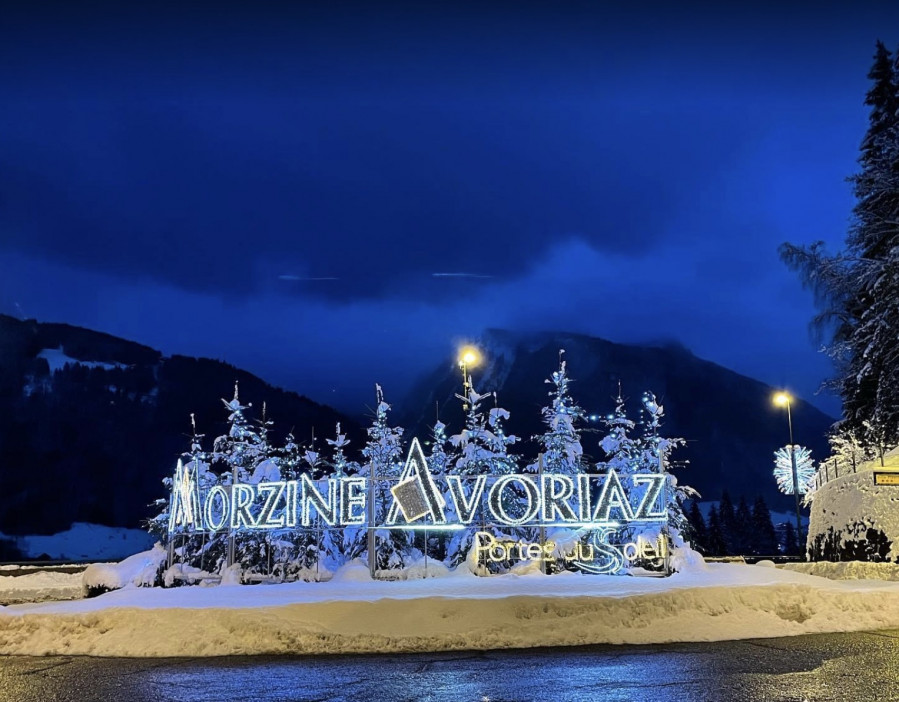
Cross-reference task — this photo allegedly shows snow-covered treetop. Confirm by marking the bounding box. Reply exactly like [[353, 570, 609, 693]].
[[213, 381, 263, 481], [532, 351, 586, 475], [598, 386, 638, 474], [637, 392, 685, 472], [362, 384, 404, 477], [326, 422, 354, 477], [450, 380, 496, 475], [184, 413, 207, 461], [427, 419, 452, 476], [486, 400, 519, 474]]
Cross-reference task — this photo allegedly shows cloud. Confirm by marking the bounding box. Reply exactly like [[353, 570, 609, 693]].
[[1, 2, 887, 305], [0, 230, 836, 418]]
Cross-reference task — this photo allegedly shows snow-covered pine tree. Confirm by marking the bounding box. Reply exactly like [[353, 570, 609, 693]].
[[446, 379, 497, 568], [212, 382, 261, 483], [486, 397, 519, 475], [250, 402, 281, 484], [450, 381, 495, 475], [532, 351, 586, 475], [279, 432, 302, 480], [598, 386, 638, 474], [637, 392, 692, 537], [209, 384, 277, 579], [326, 422, 354, 478], [425, 418, 454, 562], [428, 419, 452, 477], [781, 42, 899, 449], [526, 352, 589, 573], [318, 423, 359, 571], [346, 385, 412, 574], [155, 415, 229, 579]]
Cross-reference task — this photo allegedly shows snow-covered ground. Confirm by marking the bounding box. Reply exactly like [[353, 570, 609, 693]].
[[1, 523, 154, 561], [5, 558, 899, 656]]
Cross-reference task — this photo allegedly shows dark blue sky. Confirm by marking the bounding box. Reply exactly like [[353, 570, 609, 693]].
[[1, 3, 897, 415]]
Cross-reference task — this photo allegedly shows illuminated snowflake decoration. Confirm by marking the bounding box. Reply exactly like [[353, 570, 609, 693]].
[[773, 445, 815, 495]]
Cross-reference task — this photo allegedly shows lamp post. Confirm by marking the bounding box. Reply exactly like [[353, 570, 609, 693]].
[[774, 391, 803, 554], [458, 346, 480, 410]]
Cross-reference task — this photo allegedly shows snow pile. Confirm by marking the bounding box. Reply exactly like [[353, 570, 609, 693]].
[[400, 558, 451, 580], [807, 471, 899, 561], [0, 571, 83, 605], [5, 563, 899, 656], [81, 545, 165, 594], [6, 523, 155, 561], [783, 560, 899, 581]]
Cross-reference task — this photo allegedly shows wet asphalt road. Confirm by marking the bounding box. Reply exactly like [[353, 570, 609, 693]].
[[2, 630, 899, 701]]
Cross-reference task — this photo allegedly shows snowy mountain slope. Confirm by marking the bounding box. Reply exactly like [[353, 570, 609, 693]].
[[0, 315, 361, 538], [399, 329, 835, 510]]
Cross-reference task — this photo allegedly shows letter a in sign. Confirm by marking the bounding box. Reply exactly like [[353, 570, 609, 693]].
[[388, 438, 447, 524]]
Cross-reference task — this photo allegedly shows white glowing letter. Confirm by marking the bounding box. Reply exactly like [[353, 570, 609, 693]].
[[446, 475, 487, 524], [540, 474, 577, 523], [285, 480, 297, 527], [230, 484, 257, 529], [168, 459, 202, 533], [633, 474, 667, 520], [577, 475, 592, 521], [203, 485, 230, 531], [340, 477, 367, 525], [487, 475, 540, 525], [300, 475, 337, 526], [574, 529, 625, 574], [256, 481, 287, 528], [592, 470, 635, 523]]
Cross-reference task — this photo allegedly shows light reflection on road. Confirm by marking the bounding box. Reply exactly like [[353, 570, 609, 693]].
[[5, 631, 899, 701]]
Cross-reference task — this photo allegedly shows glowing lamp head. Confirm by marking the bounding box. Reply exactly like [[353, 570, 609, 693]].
[[773, 392, 792, 408], [458, 346, 481, 368]]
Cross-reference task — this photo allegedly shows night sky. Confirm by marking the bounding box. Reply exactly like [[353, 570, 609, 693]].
[[2, 3, 898, 416]]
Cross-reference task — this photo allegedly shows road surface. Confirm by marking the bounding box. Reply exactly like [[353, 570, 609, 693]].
[[2, 629, 899, 701]]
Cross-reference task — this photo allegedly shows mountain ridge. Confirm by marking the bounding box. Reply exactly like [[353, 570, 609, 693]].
[[399, 328, 835, 510]]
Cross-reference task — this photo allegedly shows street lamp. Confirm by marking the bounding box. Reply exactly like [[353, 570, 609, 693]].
[[774, 391, 803, 553], [458, 345, 481, 410]]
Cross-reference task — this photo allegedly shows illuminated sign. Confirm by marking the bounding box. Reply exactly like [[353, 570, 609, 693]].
[[874, 471, 899, 486], [168, 438, 670, 575], [473, 531, 668, 574]]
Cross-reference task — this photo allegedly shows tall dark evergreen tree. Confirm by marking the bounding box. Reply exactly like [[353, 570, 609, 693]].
[[687, 501, 707, 552], [781, 41, 899, 449], [718, 491, 737, 555], [783, 521, 801, 557], [706, 505, 726, 557], [733, 496, 753, 555], [749, 496, 779, 556]]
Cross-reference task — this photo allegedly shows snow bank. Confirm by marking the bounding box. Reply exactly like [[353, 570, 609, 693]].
[[783, 560, 899, 581], [0, 571, 83, 605], [81, 545, 165, 594], [5, 563, 899, 656]]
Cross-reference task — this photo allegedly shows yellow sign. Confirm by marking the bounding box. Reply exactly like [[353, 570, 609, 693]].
[[874, 472, 899, 486]]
